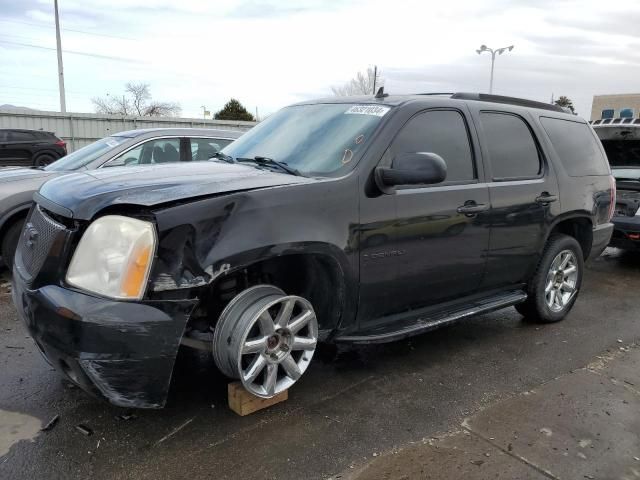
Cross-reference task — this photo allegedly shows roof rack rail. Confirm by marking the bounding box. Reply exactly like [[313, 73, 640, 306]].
[[416, 92, 456, 96], [451, 92, 565, 113]]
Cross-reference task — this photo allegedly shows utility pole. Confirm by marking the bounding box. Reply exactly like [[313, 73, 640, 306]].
[[54, 0, 66, 113], [476, 45, 514, 94]]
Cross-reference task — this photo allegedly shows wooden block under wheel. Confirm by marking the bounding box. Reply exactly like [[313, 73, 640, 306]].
[[228, 381, 288, 416]]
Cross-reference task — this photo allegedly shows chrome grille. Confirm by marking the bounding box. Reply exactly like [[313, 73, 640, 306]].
[[19, 205, 67, 279]]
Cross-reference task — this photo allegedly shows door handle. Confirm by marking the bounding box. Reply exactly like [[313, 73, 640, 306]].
[[457, 202, 489, 216], [535, 193, 558, 204]]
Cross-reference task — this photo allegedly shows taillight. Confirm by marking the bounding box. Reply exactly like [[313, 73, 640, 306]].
[[55, 140, 66, 150], [608, 175, 616, 221]]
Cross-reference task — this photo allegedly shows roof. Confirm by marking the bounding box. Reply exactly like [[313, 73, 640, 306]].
[[293, 91, 570, 114], [112, 127, 245, 139]]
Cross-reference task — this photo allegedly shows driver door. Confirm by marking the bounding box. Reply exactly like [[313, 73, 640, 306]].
[[359, 108, 491, 327]]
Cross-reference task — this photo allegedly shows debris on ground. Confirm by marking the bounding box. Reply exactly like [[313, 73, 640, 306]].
[[117, 412, 137, 421], [75, 424, 93, 436], [40, 415, 60, 432]]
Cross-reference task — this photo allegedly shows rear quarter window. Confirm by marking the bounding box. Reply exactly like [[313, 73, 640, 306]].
[[540, 117, 609, 176]]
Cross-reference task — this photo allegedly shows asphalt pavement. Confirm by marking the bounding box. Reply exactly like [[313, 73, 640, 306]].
[[1, 248, 639, 480]]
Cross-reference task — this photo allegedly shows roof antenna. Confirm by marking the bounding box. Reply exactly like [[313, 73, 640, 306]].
[[375, 86, 387, 99]]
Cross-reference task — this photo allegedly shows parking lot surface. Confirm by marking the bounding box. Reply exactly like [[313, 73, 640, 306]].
[[1, 249, 639, 480]]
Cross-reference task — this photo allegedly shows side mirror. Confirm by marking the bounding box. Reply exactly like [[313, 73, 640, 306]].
[[375, 152, 447, 189]]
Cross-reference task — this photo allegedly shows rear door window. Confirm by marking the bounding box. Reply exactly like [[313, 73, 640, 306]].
[[540, 117, 609, 176], [190, 137, 234, 161], [480, 112, 541, 180], [8, 131, 36, 142]]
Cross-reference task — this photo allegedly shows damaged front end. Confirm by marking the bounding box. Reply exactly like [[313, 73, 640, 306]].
[[12, 202, 197, 408]]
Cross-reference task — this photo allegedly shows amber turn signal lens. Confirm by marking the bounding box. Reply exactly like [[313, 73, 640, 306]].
[[122, 245, 153, 298]]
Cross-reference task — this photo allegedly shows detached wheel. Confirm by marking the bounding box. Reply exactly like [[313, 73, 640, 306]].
[[213, 285, 318, 398], [1, 221, 23, 268], [516, 234, 583, 323]]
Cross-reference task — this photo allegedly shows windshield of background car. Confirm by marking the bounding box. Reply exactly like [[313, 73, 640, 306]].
[[221, 103, 390, 176], [45, 136, 130, 171]]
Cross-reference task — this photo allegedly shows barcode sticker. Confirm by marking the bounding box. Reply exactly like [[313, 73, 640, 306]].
[[345, 105, 390, 117]]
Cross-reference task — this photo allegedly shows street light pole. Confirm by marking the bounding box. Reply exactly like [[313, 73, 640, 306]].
[[476, 44, 514, 94], [54, 0, 66, 113]]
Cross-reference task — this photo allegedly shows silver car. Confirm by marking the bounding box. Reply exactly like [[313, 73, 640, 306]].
[[0, 127, 243, 267]]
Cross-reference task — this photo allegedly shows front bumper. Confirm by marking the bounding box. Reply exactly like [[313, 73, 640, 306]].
[[12, 271, 196, 408], [609, 217, 640, 251]]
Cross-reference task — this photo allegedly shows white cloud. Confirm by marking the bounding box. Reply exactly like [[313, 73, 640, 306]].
[[0, 0, 639, 117]]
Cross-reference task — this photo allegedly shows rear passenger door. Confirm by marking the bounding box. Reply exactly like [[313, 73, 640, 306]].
[[472, 109, 561, 289]]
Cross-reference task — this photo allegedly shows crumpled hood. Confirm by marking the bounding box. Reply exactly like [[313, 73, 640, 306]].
[[37, 161, 313, 220], [0, 166, 58, 184]]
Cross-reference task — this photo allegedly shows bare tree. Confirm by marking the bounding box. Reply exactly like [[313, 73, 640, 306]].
[[126, 82, 151, 116], [92, 83, 181, 117], [331, 67, 384, 96]]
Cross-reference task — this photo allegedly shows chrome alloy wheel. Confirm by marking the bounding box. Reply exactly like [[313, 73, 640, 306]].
[[545, 249, 578, 312], [213, 285, 318, 398]]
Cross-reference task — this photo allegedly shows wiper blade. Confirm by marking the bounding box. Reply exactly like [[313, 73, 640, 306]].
[[209, 152, 235, 163], [235, 156, 302, 176]]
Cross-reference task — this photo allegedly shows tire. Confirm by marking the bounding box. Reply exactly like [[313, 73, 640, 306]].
[[516, 234, 584, 323], [1, 221, 23, 269], [34, 154, 55, 167]]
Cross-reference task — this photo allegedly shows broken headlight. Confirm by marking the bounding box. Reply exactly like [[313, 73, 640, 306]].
[[66, 215, 157, 300]]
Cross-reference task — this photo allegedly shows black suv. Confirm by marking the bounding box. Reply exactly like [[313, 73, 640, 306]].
[[12, 93, 614, 408], [0, 129, 67, 167]]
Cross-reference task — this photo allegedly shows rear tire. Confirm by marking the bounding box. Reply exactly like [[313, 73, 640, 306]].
[[34, 154, 55, 167], [1, 221, 23, 269], [516, 234, 584, 323]]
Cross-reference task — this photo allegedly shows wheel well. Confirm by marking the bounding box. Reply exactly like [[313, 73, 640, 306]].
[[0, 210, 28, 246], [190, 254, 346, 333], [549, 217, 592, 259]]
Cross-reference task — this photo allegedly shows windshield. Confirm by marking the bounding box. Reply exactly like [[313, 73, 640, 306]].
[[45, 136, 130, 171], [222, 103, 390, 176]]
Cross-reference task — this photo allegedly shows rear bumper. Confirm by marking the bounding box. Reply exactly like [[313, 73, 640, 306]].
[[589, 222, 614, 260], [609, 217, 640, 251], [12, 270, 196, 408]]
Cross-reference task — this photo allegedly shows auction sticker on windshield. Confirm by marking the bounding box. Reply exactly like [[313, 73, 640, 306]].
[[345, 105, 390, 116]]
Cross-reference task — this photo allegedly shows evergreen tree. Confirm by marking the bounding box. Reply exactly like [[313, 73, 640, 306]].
[[214, 99, 255, 121]]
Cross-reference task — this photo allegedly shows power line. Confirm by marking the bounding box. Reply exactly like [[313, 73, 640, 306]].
[[0, 19, 139, 41], [0, 85, 93, 95], [0, 39, 143, 63]]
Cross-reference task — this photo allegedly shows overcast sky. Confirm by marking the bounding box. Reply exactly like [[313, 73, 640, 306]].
[[1, 0, 639, 119]]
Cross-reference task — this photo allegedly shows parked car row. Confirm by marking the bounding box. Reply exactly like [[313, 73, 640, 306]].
[[6, 93, 617, 408]]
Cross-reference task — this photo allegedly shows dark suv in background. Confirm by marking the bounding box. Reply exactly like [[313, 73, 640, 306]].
[[12, 92, 614, 408], [0, 129, 67, 167]]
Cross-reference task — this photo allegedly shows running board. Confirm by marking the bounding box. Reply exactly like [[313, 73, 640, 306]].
[[335, 291, 527, 344]]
